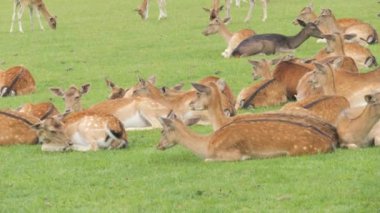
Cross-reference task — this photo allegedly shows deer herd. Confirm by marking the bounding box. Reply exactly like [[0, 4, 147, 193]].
[[2, 1, 380, 162]]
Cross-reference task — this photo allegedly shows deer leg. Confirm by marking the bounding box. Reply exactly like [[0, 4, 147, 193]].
[[261, 0, 267, 22], [235, 0, 241, 7], [29, 6, 34, 31], [225, 0, 232, 22], [10, 0, 18, 32], [158, 0, 167, 20], [244, 0, 254, 22], [145, 0, 149, 20], [35, 6, 45, 31], [17, 4, 26, 33]]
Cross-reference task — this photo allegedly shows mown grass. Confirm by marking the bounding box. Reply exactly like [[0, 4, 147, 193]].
[[0, 0, 379, 211]]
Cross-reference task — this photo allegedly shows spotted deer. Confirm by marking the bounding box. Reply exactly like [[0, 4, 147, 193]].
[[135, 0, 167, 20], [0, 66, 36, 97], [50, 84, 91, 113], [17, 102, 60, 120]]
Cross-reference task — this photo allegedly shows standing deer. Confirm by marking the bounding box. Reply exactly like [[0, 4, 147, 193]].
[[10, 0, 57, 33], [202, 17, 256, 58], [135, 0, 167, 20]]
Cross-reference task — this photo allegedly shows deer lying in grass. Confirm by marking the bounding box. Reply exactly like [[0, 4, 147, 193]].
[[157, 110, 337, 162], [10, 0, 57, 33], [231, 21, 324, 57], [34, 111, 128, 152], [0, 66, 36, 97], [205, 0, 268, 22], [294, 6, 378, 45], [135, 0, 167, 20], [50, 84, 91, 113], [0, 110, 39, 145], [281, 95, 350, 124], [336, 92, 380, 148], [202, 17, 256, 58], [314, 33, 377, 68], [17, 102, 59, 120]]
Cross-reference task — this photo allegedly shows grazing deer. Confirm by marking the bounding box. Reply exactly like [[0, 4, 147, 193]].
[[0, 66, 36, 97], [10, 0, 57, 33], [157, 111, 337, 162], [17, 102, 60, 120], [135, 0, 167, 20], [33, 111, 128, 152], [0, 110, 39, 145], [281, 95, 350, 124], [294, 7, 378, 45], [231, 21, 324, 57], [50, 84, 91, 113], [336, 92, 380, 148], [202, 17, 256, 58], [205, 0, 268, 22]]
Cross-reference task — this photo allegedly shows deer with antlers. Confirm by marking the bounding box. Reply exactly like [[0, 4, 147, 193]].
[[10, 0, 57, 33]]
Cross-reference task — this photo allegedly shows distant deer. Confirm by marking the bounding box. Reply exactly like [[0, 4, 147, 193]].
[[202, 17, 255, 58], [135, 0, 167, 20], [204, 0, 268, 22], [231, 21, 324, 57], [10, 0, 57, 33]]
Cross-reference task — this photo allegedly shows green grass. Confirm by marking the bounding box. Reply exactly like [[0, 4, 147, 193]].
[[0, 0, 380, 211]]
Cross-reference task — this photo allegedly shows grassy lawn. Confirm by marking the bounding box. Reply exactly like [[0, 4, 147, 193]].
[[0, 0, 379, 211]]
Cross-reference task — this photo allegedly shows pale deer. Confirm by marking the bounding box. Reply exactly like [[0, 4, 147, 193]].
[[135, 0, 167, 20], [0, 110, 39, 145], [157, 111, 337, 162], [231, 21, 324, 57], [50, 84, 91, 113], [205, 0, 268, 22], [202, 17, 256, 58], [0, 66, 36, 97], [10, 0, 57, 33], [294, 7, 378, 45], [33, 111, 128, 152], [17, 102, 59, 120], [336, 92, 380, 148]]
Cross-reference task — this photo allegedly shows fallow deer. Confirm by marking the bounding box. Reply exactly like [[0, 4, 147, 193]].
[[50, 84, 91, 113], [336, 92, 380, 148], [17, 102, 59, 120], [202, 17, 256, 58], [34, 111, 128, 152], [10, 0, 57, 33], [105, 79, 128, 100], [294, 7, 378, 45], [0, 66, 36, 97], [0, 110, 39, 145], [157, 111, 337, 162], [135, 0, 167, 20], [231, 21, 324, 57]]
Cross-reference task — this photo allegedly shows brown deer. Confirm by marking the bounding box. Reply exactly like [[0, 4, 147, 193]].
[[105, 79, 129, 100], [205, 0, 268, 22], [336, 92, 380, 148], [157, 111, 337, 162], [135, 0, 167, 20], [10, 0, 57, 33], [231, 21, 324, 57], [0, 66, 36, 97], [0, 110, 39, 145], [50, 84, 91, 113], [33, 111, 128, 152], [294, 7, 378, 45], [17, 102, 59, 120], [202, 17, 256, 58]]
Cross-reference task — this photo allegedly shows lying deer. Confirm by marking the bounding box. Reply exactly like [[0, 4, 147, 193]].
[[135, 0, 167, 20], [336, 92, 380, 148], [157, 111, 337, 162], [0, 66, 36, 97], [0, 110, 39, 145], [205, 0, 268, 22], [231, 21, 324, 57], [50, 84, 91, 113], [17, 102, 59, 120], [34, 111, 128, 152], [10, 0, 57, 33], [202, 17, 256, 58]]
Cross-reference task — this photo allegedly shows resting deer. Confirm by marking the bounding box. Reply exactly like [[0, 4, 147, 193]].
[[336, 92, 380, 148], [231, 21, 324, 57], [10, 0, 57, 33], [0, 110, 39, 145], [50, 84, 91, 113], [33, 112, 128, 152], [294, 7, 378, 45], [202, 17, 256, 58], [135, 0, 167, 20], [157, 111, 337, 162], [0, 66, 36, 97], [205, 0, 268, 22], [17, 102, 60, 120]]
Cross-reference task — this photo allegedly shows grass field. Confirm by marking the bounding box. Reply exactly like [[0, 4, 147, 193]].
[[0, 0, 380, 211]]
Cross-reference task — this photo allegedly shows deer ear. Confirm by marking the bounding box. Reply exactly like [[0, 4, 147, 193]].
[[313, 62, 327, 73], [365, 94, 376, 104], [159, 117, 174, 128], [148, 76, 156, 85], [223, 17, 230, 23], [216, 79, 226, 91], [192, 83, 210, 94], [297, 19, 307, 27], [50, 88, 64, 97], [167, 110, 177, 119], [173, 83, 184, 91], [80, 84, 91, 94], [248, 60, 259, 66], [106, 79, 115, 88]]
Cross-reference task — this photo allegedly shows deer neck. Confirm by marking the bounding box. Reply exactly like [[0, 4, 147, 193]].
[[208, 89, 233, 130], [175, 125, 211, 158], [218, 24, 233, 43], [321, 69, 337, 96], [38, 4, 54, 21], [287, 28, 312, 49], [345, 105, 380, 140]]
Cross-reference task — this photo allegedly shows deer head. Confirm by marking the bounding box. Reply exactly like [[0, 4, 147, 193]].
[[293, 6, 317, 25], [157, 112, 181, 150], [249, 59, 272, 80], [202, 17, 230, 36], [50, 83, 91, 113], [105, 79, 128, 99]]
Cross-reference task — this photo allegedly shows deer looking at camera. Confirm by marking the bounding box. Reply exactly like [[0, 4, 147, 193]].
[[135, 0, 167, 20], [10, 0, 57, 33]]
